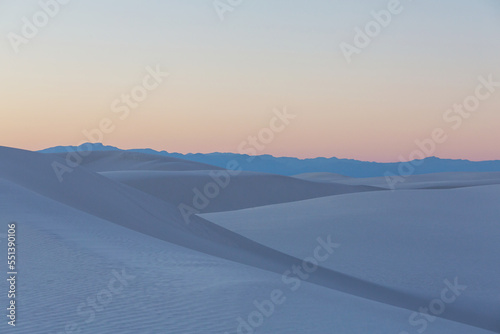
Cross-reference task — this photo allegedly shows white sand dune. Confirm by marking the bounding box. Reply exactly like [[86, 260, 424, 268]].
[[101, 169, 379, 213], [318, 171, 500, 190], [201, 185, 500, 330], [1, 146, 499, 333]]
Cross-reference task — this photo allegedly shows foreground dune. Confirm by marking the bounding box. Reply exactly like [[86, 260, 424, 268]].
[[202, 184, 500, 330]]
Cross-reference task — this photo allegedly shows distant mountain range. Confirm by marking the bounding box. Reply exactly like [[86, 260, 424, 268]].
[[39, 143, 500, 178]]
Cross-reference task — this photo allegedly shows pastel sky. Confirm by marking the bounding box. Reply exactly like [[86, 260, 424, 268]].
[[1, 0, 499, 161]]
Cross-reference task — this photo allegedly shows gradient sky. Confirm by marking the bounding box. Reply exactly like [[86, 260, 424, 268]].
[[1, 0, 499, 161]]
